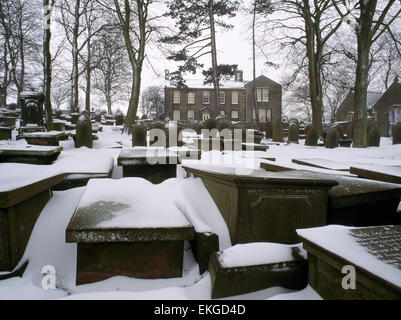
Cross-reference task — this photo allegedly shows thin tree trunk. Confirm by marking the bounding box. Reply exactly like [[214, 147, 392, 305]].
[[209, 0, 220, 118], [252, 6, 259, 128], [43, 0, 54, 130], [70, 0, 80, 112], [85, 38, 91, 112]]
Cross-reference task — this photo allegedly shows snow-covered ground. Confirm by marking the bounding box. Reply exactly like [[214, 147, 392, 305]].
[[1, 125, 400, 300]]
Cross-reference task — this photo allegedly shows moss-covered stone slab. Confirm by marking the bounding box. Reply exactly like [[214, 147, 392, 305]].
[[0, 168, 65, 271], [350, 164, 401, 184], [65, 178, 195, 284], [209, 243, 308, 299], [0, 145, 63, 164], [183, 164, 337, 244], [297, 225, 401, 300]]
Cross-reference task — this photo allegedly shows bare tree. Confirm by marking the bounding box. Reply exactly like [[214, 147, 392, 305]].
[[332, 0, 401, 147], [93, 27, 131, 115], [140, 86, 164, 119]]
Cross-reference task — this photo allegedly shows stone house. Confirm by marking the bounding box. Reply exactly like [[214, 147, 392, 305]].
[[164, 72, 282, 126], [335, 90, 382, 122], [372, 77, 401, 137]]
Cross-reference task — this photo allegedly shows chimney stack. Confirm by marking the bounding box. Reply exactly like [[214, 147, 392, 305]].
[[235, 70, 243, 82]]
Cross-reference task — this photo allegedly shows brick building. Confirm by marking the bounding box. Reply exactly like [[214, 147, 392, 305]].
[[164, 72, 282, 126]]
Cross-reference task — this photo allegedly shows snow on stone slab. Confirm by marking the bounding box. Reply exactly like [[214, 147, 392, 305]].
[[292, 158, 354, 171], [51, 148, 114, 174], [296, 225, 401, 288], [0, 163, 62, 193], [218, 243, 306, 268], [351, 164, 401, 177], [162, 177, 232, 250], [74, 178, 192, 229]]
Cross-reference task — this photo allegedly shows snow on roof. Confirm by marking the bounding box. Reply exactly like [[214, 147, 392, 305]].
[[165, 79, 248, 89]]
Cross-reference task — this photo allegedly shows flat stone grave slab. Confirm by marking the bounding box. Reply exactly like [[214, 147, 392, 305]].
[[292, 158, 354, 171], [183, 164, 337, 244], [223, 150, 275, 162], [66, 178, 195, 285], [0, 116, 17, 128], [118, 147, 179, 184], [297, 225, 401, 299], [17, 131, 69, 146], [350, 164, 401, 184], [209, 242, 308, 299], [0, 127, 12, 140], [52, 150, 114, 190], [260, 159, 354, 176], [0, 163, 65, 271], [241, 143, 269, 152], [277, 170, 401, 227], [0, 144, 63, 164]]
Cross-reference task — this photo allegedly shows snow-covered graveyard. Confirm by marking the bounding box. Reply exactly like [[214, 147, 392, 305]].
[[1, 114, 401, 300]]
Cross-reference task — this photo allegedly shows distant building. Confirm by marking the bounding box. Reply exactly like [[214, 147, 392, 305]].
[[372, 77, 401, 137], [335, 90, 382, 122], [164, 72, 282, 126]]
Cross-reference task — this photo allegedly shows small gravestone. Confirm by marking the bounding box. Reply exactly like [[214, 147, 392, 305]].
[[265, 121, 273, 139], [19, 91, 45, 133], [393, 122, 401, 145], [131, 124, 147, 147], [115, 110, 124, 126], [272, 117, 284, 142], [54, 109, 62, 119], [325, 127, 339, 149], [70, 113, 80, 125], [75, 112, 93, 148], [288, 122, 299, 143], [94, 110, 102, 123]]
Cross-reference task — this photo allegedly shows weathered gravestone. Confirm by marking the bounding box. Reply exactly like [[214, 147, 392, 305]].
[[0, 127, 12, 140], [115, 110, 124, 126], [183, 164, 338, 244], [65, 178, 195, 284], [19, 91, 45, 133], [94, 110, 102, 123], [75, 112, 93, 148], [0, 164, 65, 271], [288, 122, 299, 143], [298, 225, 401, 300], [272, 117, 284, 142], [131, 123, 147, 147]]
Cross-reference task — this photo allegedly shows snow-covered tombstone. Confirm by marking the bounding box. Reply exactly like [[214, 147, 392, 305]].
[[19, 91, 45, 133], [75, 111, 93, 148], [131, 123, 147, 147]]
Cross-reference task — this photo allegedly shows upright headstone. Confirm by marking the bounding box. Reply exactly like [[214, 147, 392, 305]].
[[19, 91, 45, 132], [131, 123, 147, 147], [367, 122, 381, 147], [325, 127, 339, 149], [393, 122, 401, 145], [75, 111, 93, 148], [272, 117, 284, 142], [305, 127, 319, 146], [94, 110, 102, 123], [288, 122, 299, 143], [115, 110, 124, 126], [54, 109, 62, 119], [265, 121, 273, 139]]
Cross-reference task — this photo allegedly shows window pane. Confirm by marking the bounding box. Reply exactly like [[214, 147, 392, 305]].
[[219, 91, 225, 104], [187, 110, 194, 120], [256, 88, 269, 102], [231, 110, 239, 119], [173, 90, 180, 104], [232, 91, 238, 104], [259, 108, 266, 122], [173, 110, 180, 121], [203, 91, 210, 104], [262, 89, 269, 102], [266, 108, 272, 121], [188, 92, 195, 104]]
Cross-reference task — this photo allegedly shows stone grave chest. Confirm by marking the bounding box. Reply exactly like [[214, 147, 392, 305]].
[[65, 178, 195, 285], [183, 164, 338, 244], [260, 161, 401, 226], [297, 225, 401, 299], [17, 131, 69, 146], [0, 127, 12, 140], [0, 145, 63, 164], [0, 116, 17, 128], [117, 148, 179, 184], [0, 163, 65, 270]]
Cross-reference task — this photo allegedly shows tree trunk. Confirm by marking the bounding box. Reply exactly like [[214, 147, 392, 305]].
[[70, 0, 80, 112], [43, 0, 54, 131], [209, 0, 220, 118], [353, 0, 377, 148], [252, 7, 259, 128]]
